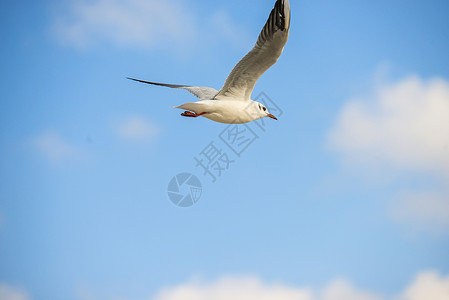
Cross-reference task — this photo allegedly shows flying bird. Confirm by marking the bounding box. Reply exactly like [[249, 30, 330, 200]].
[[128, 0, 290, 124]]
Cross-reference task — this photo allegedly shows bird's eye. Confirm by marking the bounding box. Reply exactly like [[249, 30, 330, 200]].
[[263, 107, 267, 111]]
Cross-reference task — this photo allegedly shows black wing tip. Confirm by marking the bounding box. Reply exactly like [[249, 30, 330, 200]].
[[255, 0, 290, 47], [127, 77, 162, 86], [127, 77, 162, 85], [275, 0, 290, 31], [126, 77, 192, 88], [127, 77, 149, 83]]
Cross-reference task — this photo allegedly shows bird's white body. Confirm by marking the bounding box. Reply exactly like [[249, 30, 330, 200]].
[[175, 100, 265, 124], [129, 0, 290, 124]]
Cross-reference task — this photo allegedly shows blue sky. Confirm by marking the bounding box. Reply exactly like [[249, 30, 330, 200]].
[[1, 0, 449, 299]]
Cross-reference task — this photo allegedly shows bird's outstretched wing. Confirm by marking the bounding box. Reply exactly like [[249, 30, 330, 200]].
[[214, 0, 290, 101], [127, 78, 219, 100]]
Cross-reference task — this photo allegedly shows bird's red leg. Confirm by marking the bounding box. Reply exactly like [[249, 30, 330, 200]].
[[181, 111, 207, 118]]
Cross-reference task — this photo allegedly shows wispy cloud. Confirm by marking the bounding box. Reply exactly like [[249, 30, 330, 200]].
[[327, 75, 449, 234], [31, 131, 86, 163], [0, 284, 31, 300], [52, 0, 251, 54], [53, 0, 197, 50], [116, 116, 160, 142], [153, 271, 449, 300]]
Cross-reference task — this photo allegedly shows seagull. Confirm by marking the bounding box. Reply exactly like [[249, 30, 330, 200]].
[[128, 0, 290, 124]]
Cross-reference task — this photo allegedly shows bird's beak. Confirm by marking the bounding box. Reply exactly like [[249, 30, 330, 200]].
[[267, 113, 277, 120]]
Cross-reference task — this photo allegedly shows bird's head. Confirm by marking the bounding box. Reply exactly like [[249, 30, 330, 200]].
[[254, 101, 277, 120]]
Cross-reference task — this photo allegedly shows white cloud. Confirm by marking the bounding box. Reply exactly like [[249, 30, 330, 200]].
[[327, 75, 449, 233], [152, 271, 449, 300], [116, 116, 159, 142], [320, 279, 382, 300], [328, 76, 449, 176], [401, 271, 449, 300], [31, 131, 84, 163], [53, 0, 197, 50], [0, 284, 31, 300], [154, 276, 313, 300]]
